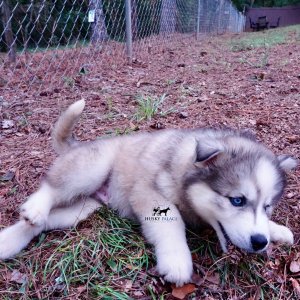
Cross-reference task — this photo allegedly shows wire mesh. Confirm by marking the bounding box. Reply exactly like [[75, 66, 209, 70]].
[[0, 0, 245, 94]]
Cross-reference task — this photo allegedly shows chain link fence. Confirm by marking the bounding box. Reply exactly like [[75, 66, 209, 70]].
[[0, 0, 245, 94]]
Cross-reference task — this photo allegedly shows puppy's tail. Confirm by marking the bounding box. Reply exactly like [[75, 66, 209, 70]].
[[52, 99, 85, 154]]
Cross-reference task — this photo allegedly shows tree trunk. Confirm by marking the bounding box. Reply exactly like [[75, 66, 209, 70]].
[[24, 1, 34, 54], [160, 0, 177, 35], [2, 0, 16, 63], [90, 0, 108, 42]]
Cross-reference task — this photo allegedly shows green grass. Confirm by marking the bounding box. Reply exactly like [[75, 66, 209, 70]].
[[103, 127, 138, 137], [229, 24, 300, 52], [229, 25, 300, 69], [0, 207, 152, 299], [239, 46, 270, 68], [133, 93, 175, 122]]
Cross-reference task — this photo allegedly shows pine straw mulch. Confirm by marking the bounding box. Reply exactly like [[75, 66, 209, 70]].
[[0, 28, 299, 299]]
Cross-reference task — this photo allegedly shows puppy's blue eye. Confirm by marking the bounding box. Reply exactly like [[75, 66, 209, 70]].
[[229, 196, 246, 207]]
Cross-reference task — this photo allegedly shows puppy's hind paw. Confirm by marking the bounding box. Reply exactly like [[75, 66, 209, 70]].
[[0, 221, 38, 260], [0, 228, 16, 260]]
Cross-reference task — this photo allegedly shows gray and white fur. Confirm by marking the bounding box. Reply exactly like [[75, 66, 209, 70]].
[[0, 100, 297, 286]]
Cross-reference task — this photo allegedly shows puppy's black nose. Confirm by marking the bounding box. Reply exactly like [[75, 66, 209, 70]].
[[251, 234, 268, 251]]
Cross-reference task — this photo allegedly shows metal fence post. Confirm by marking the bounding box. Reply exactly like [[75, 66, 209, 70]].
[[125, 0, 133, 63], [217, 0, 221, 34], [230, 3, 233, 33], [196, 0, 201, 40]]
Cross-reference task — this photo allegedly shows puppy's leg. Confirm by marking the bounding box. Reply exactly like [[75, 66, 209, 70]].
[[0, 220, 43, 260], [130, 189, 193, 286], [144, 215, 193, 286], [269, 220, 294, 245], [0, 197, 100, 260], [45, 197, 101, 230], [21, 143, 115, 226]]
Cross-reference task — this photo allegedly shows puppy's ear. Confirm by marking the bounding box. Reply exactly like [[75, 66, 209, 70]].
[[240, 129, 257, 141], [277, 155, 298, 172], [194, 148, 222, 168]]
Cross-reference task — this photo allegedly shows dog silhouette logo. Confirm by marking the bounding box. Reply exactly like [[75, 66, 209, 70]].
[[153, 206, 170, 216], [145, 206, 176, 222]]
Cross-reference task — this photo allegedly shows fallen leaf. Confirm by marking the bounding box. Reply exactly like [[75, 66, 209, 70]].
[[133, 291, 143, 297], [107, 259, 118, 272], [172, 283, 196, 299], [136, 80, 152, 87], [76, 285, 86, 294], [39, 90, 49, 96], [9, 270, 28, 285], [249, 119, 256, 125], [191, 273, 204, 286], [179, 111, 188, 118], [150, 122, 165, 130], [287, 192, 295, 199], [123, 279, 133, 292], [129, 122, 139, 131], [198, 95, 209, 102], [287, 135, 299, 143], [253, 286, 262, 300], [0, 170, 15, 181], [38, 125, 47, 134], [0, 186, 11, 197], [258, 73, 265, 80], [147, 266, 160, 277], [2, 119, 14, 129], [15, 132, 24, 137], [204, 272, 221, 292], [206, 272, 220, 285], [256, 118, 270, 127], [290, 260, 300, 273], [290, 278, 300, 297]]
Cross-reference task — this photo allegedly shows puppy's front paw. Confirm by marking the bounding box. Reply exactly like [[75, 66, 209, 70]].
[[270, 222, 294, 245], [157, 248, 193, 287], [20, 198, 49, 226]]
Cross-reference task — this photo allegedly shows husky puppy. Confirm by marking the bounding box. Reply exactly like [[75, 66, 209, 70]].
[[0, 100, 297, 286]]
